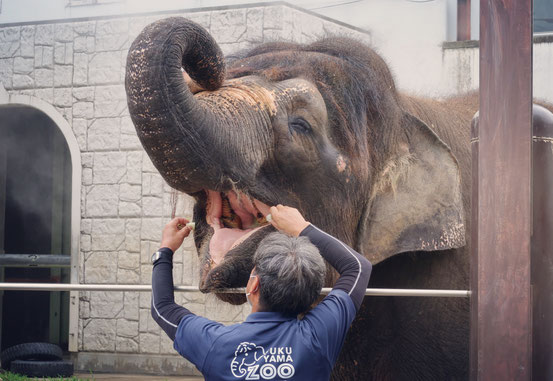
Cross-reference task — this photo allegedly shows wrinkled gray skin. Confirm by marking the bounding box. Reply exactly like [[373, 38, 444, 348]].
[[126, 17, 475, 380]]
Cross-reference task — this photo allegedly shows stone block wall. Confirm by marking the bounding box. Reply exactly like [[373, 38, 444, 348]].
[[0, 3, 370, 375]]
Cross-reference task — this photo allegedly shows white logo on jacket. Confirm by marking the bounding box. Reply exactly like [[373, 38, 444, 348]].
[[230, 342, 295, 379]]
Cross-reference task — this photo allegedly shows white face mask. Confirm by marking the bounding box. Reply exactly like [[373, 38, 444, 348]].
[[245, 274, 257, 306]]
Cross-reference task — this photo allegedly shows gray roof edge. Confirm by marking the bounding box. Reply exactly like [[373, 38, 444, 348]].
[[0, 1, 370, 36], [442, 33, 553, 50]]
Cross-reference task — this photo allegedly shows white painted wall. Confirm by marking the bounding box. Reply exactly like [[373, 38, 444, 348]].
[[314, 0, 456, 96], [534, 42, 553, 103]]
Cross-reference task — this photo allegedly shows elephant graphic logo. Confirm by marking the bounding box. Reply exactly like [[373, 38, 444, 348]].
[[230, 342, 266, 378]]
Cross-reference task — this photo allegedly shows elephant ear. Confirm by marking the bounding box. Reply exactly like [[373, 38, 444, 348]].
[[360, 113, 465, 264]]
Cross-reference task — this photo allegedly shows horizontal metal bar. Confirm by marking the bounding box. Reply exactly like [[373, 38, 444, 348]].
[[0, 254, 71, 268], [0, 283, 471, 297]]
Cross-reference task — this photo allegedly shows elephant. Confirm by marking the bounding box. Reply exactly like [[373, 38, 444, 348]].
[[125, 17, 552, 380], [230, 342, 266, 378]]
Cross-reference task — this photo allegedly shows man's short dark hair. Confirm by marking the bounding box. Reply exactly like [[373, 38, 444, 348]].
[[253, 232, 326, 316]]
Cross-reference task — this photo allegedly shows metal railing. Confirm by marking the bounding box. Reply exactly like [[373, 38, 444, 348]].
[[0, 254, 70, 268], [0, 283, 470, 297]]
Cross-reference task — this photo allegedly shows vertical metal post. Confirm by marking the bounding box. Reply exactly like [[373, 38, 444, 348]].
[[0, 126, 6, 255], [457, 0, 472, 41], [470, 114, 479, 380], [0, 126, 6, 350], [531, 105, 553, 379], [49, 128, 64, 345], [474, 0, 533, 379]]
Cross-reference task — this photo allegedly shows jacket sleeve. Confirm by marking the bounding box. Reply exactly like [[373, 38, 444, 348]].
[[150, 247, 193, 341], [300, 224, 372, 310]]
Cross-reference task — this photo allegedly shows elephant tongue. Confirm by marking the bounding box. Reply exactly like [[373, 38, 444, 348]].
[[206, 189, 271, 265], [209, 225, 265, 265]]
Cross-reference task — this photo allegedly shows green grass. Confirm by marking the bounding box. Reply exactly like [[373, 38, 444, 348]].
[[0, 371, 91, 381]]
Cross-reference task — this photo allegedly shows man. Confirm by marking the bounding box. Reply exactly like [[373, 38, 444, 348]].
[[151, 205, 372, 380]]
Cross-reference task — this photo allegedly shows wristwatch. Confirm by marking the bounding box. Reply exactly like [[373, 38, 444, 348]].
[[151, 248, 173, 264]]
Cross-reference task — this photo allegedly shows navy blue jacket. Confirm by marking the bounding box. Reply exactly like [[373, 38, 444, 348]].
[[175, 289, 355, 380]]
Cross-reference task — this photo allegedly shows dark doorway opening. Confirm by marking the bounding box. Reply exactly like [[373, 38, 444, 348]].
[[0, 106, 72, 351]]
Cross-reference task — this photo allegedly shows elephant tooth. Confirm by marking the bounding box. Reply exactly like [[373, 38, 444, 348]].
[[221, 196, 242, 229], [222, 196, 232, 218]]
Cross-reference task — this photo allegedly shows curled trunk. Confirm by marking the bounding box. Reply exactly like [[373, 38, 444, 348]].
[[125, 17, 228, 193]]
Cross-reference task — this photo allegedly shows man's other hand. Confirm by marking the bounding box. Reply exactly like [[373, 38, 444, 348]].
[[268, 205, 310, 237], [161, 217, 192, 252]]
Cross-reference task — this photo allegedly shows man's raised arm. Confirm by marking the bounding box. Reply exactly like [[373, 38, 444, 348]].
[[299, 225, 371, 310], [150, 218, 193, 340], [267, 205, 371, 310]]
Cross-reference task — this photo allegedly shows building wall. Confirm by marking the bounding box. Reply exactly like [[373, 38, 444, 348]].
[[0, 4, 370, 375]]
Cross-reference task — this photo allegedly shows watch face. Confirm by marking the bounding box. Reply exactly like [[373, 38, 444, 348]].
[[151, 251, 161, 264]]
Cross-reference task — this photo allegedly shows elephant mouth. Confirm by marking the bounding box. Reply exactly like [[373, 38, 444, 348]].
[[205, 190, 271, 264], [194, 189, 275, 298]]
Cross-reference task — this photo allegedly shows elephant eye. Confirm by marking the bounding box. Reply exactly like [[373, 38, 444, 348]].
[[288, 117, 312, 135]]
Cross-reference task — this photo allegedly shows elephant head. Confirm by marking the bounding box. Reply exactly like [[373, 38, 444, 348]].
[[125, 18, 465, 302], [230, 342, 265, 378]]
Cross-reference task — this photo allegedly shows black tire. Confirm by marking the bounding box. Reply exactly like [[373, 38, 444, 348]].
[[10, 360, 74, 378], [1, 342, 63, 370]]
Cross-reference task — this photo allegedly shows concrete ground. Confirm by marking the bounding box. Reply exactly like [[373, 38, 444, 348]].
[[73, 374, 203, 380]]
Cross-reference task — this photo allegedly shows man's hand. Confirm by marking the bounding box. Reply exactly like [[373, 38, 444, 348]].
[[161, 217, 192, 252], [268, 205, 310, 237]]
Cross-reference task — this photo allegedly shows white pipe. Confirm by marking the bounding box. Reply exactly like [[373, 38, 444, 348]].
[[0, 283, 470, 297]]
